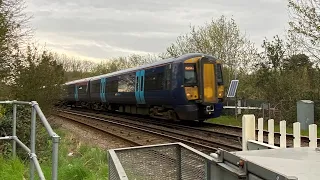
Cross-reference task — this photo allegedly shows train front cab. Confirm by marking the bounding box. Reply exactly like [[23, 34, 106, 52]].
[[180, 56, 224, 121]]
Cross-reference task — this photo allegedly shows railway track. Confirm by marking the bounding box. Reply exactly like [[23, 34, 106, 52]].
[[56, 107, 317, 148], [55, 109, 242, 154]]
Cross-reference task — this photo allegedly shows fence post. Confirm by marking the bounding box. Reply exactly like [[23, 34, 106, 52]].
[[32, 102, 60, 180], [30, 102, 37, 180], [280, 120, 286, 148], [293, 122, 301, 148], [52, 134, 60, 180], [258, 118, 263, 142], [242, 114, 255, 151], [309, 124, 317, 148], [12, 100, 17, 158], [268, 119, 274, 146]]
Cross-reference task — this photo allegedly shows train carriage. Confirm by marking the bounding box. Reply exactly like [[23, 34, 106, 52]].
[[64, 77, 91, 108], [62, 53, 224, 122]]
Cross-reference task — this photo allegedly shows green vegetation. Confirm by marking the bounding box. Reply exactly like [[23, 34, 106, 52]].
[[208, 116, 242, 127], [1, 104, 108, 180], [0, 128, 109, 180], [288, 0, 320, 61], [41, 129, 109, 180], [0, 157, 25, 180]]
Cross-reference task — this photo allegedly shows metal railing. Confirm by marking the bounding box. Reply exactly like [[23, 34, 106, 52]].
[[0, 100, 60, 180], [108, 142, 297, 180], [108, 142, 212, 180]]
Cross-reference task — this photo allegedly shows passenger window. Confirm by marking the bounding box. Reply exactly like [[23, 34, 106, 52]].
[[165, 64, 171, 90], [118, 74, 135, 92], [78, 85, 87, 94], [107, 80, 118, 92], [145, 72, 164, 91], [91, 81, 100, 93]]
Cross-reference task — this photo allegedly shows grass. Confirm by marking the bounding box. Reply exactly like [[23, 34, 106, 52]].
[[208, 115, 242, 127], [0, 156, 26, 180], [0, 128, 109, 180], [209, 115, 320, 137]]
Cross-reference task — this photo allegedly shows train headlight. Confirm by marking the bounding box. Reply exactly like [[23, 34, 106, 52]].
[[218, 85, 224, 98], [185, 87, 199, 100]]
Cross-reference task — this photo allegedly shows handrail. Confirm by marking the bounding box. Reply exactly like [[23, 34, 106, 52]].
[[0, 100, 60, 180]]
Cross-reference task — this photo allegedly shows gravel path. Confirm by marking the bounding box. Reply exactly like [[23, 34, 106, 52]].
[[48, 115, 132, 150]]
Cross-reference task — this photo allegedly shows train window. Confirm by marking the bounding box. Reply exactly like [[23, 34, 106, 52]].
[[165, 64, 171, 90], [118, 74, 135, 92], [78, 85, 87, 94], [107, 80, 118, 92], [145, 72, 164, 91], [91, 81, 100, 93], [216, 64, 223, 85], [184, 64, 197, 85], [128, 74, 135, 91], [68, 85, 74, 95]]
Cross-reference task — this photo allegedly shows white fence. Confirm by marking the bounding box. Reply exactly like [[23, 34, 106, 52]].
[[242, 114, 318, 151]]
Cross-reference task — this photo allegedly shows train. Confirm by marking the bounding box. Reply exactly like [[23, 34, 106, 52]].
[[60, 53, 225, 122]]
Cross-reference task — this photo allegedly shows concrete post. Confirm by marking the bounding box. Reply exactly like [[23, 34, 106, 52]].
[[242, 114, 256, 151]]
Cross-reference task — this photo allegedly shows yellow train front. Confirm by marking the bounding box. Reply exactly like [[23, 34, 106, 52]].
[[171, 53, 224, 121], [62, 53, 224, 122]]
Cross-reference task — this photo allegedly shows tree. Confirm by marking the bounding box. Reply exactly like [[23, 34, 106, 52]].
[[258, 35, 286, 71], [165, 16, 258, 78], [54, 53, 97, 81], [0, 0, 32, 80], [252, 34, 318, 122], [12, 45, 65, 114], [288, 0, 320, 61], [283, 54, 313, 71]]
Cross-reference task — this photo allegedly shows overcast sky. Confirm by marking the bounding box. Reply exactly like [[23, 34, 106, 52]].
[[25, 0, 290, 62]]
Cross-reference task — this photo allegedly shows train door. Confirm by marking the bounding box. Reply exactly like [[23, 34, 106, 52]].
[[200, 58, 217, 104], [100, 78, 107, 102], [135, 70, 146, 104]]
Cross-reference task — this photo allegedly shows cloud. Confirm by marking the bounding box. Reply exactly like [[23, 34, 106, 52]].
[[25, 0, 290, 60]]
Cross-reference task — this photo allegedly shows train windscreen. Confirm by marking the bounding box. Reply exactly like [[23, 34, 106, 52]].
[[184, 64, 197, 85]]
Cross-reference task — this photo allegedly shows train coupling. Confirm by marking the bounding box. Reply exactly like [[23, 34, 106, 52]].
[[205, 105, 214, 114]]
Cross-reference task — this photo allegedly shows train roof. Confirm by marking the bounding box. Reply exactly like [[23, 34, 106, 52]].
[[64, 53, 215, 85], [64, 77, 92, 85]]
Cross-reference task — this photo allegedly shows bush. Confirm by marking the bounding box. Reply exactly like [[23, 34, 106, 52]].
[[0, 103, 51, 161]]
